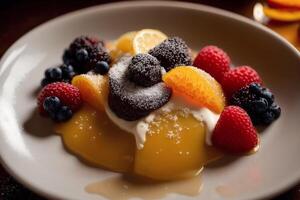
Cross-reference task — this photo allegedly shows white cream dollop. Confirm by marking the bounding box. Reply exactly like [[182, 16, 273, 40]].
[[105, 95, 220, 149]]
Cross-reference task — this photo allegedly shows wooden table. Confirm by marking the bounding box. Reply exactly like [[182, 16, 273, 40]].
[[0, 0, 299, 199]]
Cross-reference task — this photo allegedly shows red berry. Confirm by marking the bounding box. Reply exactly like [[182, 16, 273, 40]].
[[212, 106, 259, 154], [37, 82, 82, 114], [221, 66, 262, 98], [193, 45, 231, 82]]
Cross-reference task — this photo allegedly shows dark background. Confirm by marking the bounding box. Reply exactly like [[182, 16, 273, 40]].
[[0, 0, 299, 199]]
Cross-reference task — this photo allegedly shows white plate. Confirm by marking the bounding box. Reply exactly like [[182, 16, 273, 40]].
[[0, 1, 300, 200]]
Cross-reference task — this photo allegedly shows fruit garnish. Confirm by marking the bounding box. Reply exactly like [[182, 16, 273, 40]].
[[231, 83, 281, 125], [149, 37, 192, 72], [193, 45, 230, 83], [41, 64, 76, 87], [267, 0, 300, 10], [127, 54, 162, 87], [108, 57, 171, 121], [63, 36, 111, 73], [212, 106, 259, 154], [134, 110, 222, 180], [94, 61, 110, 75], [115, 31, 137, 54], [37, 82, 82, 115], [133, 29, 167, 54], [263, 5, 300, 22], [72, 74, 108, 112], [163, 66, 225, 114], [221, 66, 262, 98], [55, 104, 136, 172]]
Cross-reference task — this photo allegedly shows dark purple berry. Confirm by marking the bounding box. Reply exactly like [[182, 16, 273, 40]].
[[55, 106, 73, 122], [43, 96, 61, 113], [63, 36, 111, 73], [261, 88, 274, 104], [94, 61, 109, 75], [44, 68, 52, 79], [261, 111, 275, 124], [63, 49, 73, 64], [270, 103, 281, 119], [49, 67, 63, 80], [76, 49, 89, 62], [127, 54, 162, 87], [250, 98, 268, 114], [230, 83, 280, 126], [249, 83, 262, 95], [60, 64, 75, 79], [41, 78, 50, 87]]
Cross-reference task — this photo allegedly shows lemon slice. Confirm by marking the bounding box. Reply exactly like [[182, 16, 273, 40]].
[[115, 31, 137, 54], [133, 29, 167, 54]]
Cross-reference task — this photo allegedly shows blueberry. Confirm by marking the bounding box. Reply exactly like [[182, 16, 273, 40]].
[[261, 111, 275, 125], [43, 96, 61, 113], [49, 67, 63, 80], [60, 64, 75, 79], [249, 83, 262, 95], [76, 49, 89, 62], [270, 103, 281, 119], [63, 49, 72, 65], [250, 98, 268, 114], [261, 88, 274, 104], [94, 61, 109, 75], [44, 68, 53, 79], [41, 78, 50, 87], [55, 106, 73, 122]]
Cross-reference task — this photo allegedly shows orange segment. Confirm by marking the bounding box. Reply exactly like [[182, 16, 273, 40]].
[[163, 66, 225, 114], [267, 0, 300, 10], [115, 31, 137, 54], [263, 5, 300, 21], [134, 110, 223, 180], [72, 74, 108, 111], [55, 104, 136, 172]]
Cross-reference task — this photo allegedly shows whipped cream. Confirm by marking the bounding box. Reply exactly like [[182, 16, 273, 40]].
[[105, 95, 219, 149]]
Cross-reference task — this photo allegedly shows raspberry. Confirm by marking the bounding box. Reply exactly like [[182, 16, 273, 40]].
[[63, 36, 111, 73], [37, 82, 82, 114], [193, 45, 230, 83], [149, 37, 192, 72], [212, 106, 259, 154], [128, 54, 162, 87], [221, 66, 262, 98], [231, 83, 281, 125]]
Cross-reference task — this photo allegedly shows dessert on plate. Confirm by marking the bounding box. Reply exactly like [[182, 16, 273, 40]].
[[36, 29, 281, 181]]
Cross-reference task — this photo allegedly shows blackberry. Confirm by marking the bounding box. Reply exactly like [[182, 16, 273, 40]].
[[149, 37, 192, 71], [127, 54, 162, 87], [62, 36, 111, 73], [40, 64, 76, 87], [230, 83, 281, 126]]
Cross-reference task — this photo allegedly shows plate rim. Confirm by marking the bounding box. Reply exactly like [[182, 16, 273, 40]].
[[0, 1, 299, 200]]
